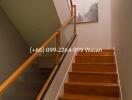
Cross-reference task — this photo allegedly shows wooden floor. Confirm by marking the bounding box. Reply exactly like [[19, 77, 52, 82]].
[[59, 50, 120, 100]]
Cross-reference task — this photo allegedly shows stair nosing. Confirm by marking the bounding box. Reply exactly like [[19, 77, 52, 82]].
[[65, 82, 119, 87]]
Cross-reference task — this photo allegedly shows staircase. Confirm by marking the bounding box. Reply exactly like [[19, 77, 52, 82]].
[[59, 50, 121, 100]]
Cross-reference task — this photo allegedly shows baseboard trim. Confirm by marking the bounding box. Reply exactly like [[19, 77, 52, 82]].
[[114, 48, 124, 100], [55, 52, 76, 100]]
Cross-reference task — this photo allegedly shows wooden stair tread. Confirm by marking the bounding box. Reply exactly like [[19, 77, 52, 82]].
[[75, 55, 115, 63], [72, 63, 116, 72], [60, 94, 120, 100], [69, 71, 118, 83], [64, 82, 119, 97]]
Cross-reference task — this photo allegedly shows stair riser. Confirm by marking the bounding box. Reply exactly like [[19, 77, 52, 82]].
[[59, 98, 76, 100], [77, 51, 114, 56], [75, 56, 115, 63], [69, 73, 118, 83], [59, 97, 120, 100], [64, 84, 119, 97], [59, 95, 120, 100], [72, 64, 116, 72], [59, 98, 81, 100]]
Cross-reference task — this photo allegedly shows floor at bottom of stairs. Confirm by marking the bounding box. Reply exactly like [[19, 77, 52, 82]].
[[59, 93, 120, 100]]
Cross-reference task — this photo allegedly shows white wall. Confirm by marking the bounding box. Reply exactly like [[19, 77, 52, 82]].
[[111, 0, 132, 100], [53, 0, 112, 48], [77, 0, 111, 48], [0, 0, 61, 47], [0, 8, 29, 84]]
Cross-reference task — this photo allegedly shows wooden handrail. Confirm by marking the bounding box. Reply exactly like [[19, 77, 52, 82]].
[[0, 15, 73, 94]]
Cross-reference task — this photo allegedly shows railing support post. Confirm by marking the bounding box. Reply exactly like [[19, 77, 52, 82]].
[[56, 32, 60, 65], [73, 5, 76, 35]]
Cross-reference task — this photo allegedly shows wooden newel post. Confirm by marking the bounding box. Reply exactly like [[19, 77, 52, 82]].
[[73, 5, 76, 35], [56, 32, 60, 65], [71, 5, 73, 16]]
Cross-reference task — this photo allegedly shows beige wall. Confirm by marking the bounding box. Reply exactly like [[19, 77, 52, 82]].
[[53, 0, 71, 24], [0, 0, 61, 47], [53, 0, 112, 48], [111, 0, 132, 100], [0, 8, 29, 84]]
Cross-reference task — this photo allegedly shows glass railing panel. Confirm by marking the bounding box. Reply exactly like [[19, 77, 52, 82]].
[[0, 38, 58, 100], [36, 37, 57, 69], [60, 22, 74, 49]]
